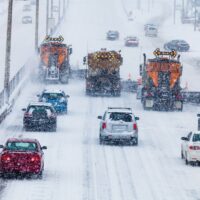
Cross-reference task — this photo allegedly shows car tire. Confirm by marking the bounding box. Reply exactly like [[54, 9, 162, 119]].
[[181, 150, 184, 159], [99, 135, 104, 145], [38, 170, 43, 179], [185, 153, 189, 165]]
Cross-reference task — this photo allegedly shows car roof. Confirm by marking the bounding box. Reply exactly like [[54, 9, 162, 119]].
[[42, 89, 65, 94], [107, 107, 132, 113], [126, 36, 138, 40], [28, 102, 53, 107], [193, 131, 200, 135], [6, 138, 39, 143]]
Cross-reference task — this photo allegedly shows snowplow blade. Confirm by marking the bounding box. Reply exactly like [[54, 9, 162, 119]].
[[121, 80, 138, 93], [181, 91, 200, 104]]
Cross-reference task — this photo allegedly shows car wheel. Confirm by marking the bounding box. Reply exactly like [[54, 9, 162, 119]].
[[185, 153, 189, 165], [181, 149, 184, 159], [37, 170, 43, 179], [99, 135, 104, 145]]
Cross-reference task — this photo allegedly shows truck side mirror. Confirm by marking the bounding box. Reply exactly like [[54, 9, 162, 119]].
[[0, 145, 4, 148], [139, 64, 143, 76], [97, 116, 102, 119], [22, 108, 26, 111], [83, 56, 87, 65], [120, 57, 123, 64], [135, 116, 139, 120], [41, 146, 47, 150], [69, 48, 73, 55]]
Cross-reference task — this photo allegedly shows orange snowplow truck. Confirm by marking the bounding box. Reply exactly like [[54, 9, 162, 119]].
[[39, 36, 72, 83], [139, 49, 183, 111]]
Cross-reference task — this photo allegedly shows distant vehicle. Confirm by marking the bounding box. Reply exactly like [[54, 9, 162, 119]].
[[23, 5, 31, 12], [22, 16, 32, 24], [98, 107, 139, 145], [38, 89, 69, 114], [144, 23, 157, 31], [22, 102, 57, 132], [124, 36, 139, 47], [106, 30, 119, 40], [181, 131, 200, 166], [145, 25, 158, 37], [164, 40, 190, 52], [0, 138, 47, 178]]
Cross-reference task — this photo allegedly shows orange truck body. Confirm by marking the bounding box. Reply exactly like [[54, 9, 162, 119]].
[[40, 42, 68, 68], [146, 58, 182, 89]]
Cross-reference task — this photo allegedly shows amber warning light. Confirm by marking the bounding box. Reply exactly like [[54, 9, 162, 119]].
[[44, 35, 64, 43], [153, 48, 177, 58]]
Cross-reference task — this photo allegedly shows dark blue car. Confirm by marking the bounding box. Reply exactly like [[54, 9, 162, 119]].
[[38, 90, 69, 114], [164, 40, 190, 52]]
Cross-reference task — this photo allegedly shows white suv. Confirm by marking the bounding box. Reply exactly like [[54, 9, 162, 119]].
[[98, 107, 139, 145], [181, 131, 200, 166]]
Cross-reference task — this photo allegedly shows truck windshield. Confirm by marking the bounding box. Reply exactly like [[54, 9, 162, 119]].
[[6, 142, 37, 151]]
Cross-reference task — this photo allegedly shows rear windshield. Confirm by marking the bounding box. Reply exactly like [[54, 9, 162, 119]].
[[192, 134, 200, 142], [27, 106, 53, 116], [6, 142, 37, 151], [42, 93, 64, 100], [108, 112, 132, 122]]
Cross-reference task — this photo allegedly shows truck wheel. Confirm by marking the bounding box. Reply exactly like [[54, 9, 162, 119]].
[[181, 150, 184, 159], [60, 74, 69, 84]]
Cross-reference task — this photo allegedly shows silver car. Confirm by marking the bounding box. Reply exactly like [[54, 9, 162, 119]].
[[98, 107, 139, 145]]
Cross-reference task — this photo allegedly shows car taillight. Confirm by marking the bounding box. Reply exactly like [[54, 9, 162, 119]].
[[1, 154, 11, 162], [189, 146, 200, 150], [24, 112, 32, 117], [133, 123, 137, 130], [102, 122, 106, 129], [30, 155, 40, 162]]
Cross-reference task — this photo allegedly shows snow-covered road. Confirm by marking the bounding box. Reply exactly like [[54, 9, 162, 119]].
[[0, 0, 200, 199]]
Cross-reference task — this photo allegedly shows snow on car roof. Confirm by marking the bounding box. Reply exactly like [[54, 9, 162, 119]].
[[43, 89, 64, 94], [6, 138, 39, 143], [29, 102, 53, 107], [107, 107, 132, 113]]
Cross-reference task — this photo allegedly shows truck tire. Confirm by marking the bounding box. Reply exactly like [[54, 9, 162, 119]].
[[60, 74, 69, 84]]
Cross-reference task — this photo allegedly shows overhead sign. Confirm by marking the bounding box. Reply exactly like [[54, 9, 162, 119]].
[[153, 48, 177, 58]]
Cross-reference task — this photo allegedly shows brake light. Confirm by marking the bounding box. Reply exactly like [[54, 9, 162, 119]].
[[24, 112, 32, 117], [1, 154, 11, 162], [189, 146, 200, 150], [102, 122, 106, 129], [30, 155, 40, 162], [133, 123, 137, 130]]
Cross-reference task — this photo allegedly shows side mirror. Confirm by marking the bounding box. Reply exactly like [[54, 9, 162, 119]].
[[83, 56, 87, 65], [181, 137, 189, 141], [97, 116, 102, 119], [197, 114, 200, 117], [139, 64, 143, 76], [69, 48, 73, 55], [0, 145, 4, 148], [135, 116, 139, 120], [66, 95, 70, 98], [22, 108, 26, 111], [41, 146, 47, 150], [37, 47, 40, 54], [36, 94, 40, 97]]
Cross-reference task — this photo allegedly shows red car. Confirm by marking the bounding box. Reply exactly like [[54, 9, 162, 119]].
[[0, 138, 47, 178], [125, 36, 139, 47]]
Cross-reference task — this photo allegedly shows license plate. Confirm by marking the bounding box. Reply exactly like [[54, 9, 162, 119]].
[[112, 125, 127, 131]]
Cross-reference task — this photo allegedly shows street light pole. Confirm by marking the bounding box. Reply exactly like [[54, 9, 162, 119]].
[[50, 0, 53, 34], [173, 0, 176, 24], [63, 0, 65, 18], [194, 0, 197, 31], [58, 0, 61, 22], [35, 0, 39, 51], [46, 0, 49, 35], [4, 0, 13, 101]]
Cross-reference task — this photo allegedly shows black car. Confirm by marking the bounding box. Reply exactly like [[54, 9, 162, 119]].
[[164, 40, 190, 52], [22, 102, 57, 132], [106, 31, 119, 40]]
